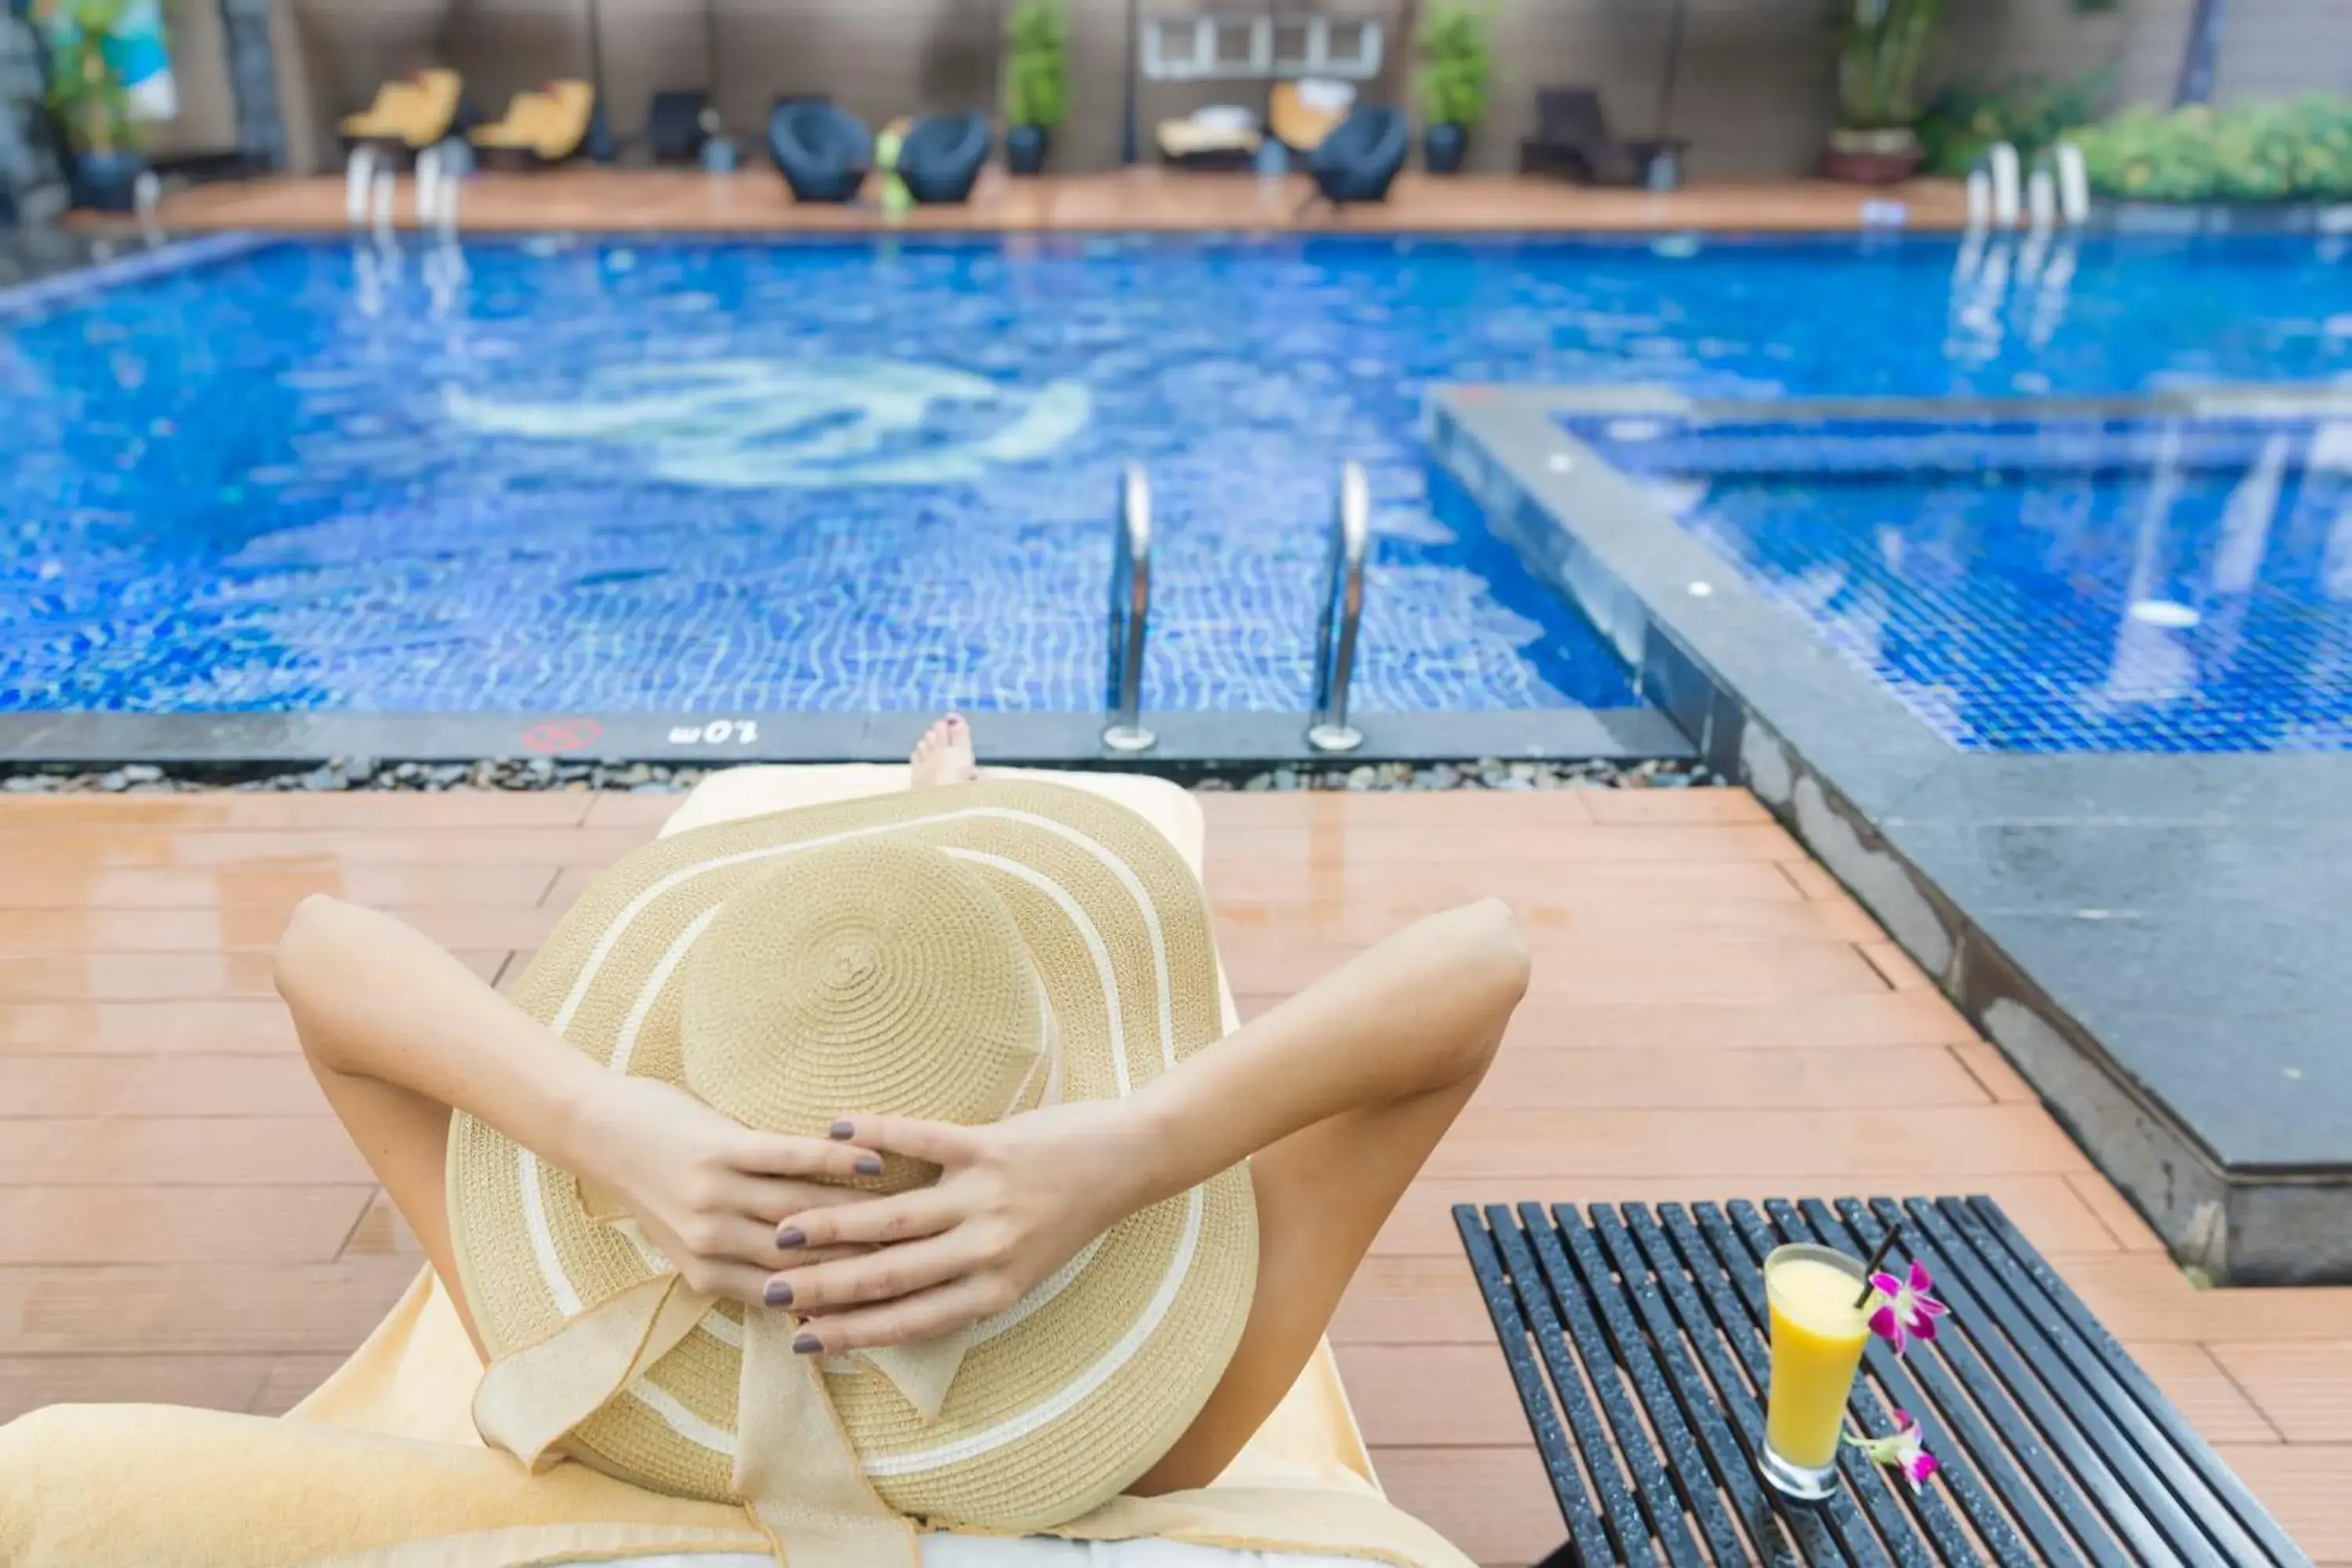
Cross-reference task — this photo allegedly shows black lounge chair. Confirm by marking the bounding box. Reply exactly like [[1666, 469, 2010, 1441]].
[[645, 89, 710, 165], [1305, 105, 1407, 205], [1519, 86, 1679, 186], [897, 111, 991, 204], [770, 100, 871, 201]]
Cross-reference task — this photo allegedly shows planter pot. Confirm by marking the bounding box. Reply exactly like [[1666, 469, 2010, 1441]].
[[69, 151, 147, 212], [1007, 124, 1050, 176], [70, 151, 147, 213], [1822, 126, 1922, 186], [1424, 122, 1469, 176]]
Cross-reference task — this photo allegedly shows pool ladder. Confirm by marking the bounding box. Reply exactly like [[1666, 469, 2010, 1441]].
[[1307, 462, 1370, 753], [1964, 140, 2088, 234], [345, 143, 463, 234], [1101, 461, 1370, 756], [1102, 464, 1157, 753]]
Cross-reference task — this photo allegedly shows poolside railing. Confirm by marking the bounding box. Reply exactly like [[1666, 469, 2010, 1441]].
[[1306, 460, 1370, 754], [1102, 463, 1156, 753], [1966, 142, 2023, 231], [345, 145, 379, 227]]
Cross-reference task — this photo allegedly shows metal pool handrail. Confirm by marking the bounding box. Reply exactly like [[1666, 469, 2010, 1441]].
[[1966, 141, 2022, 230], [345, 145, 379, 227], [1306, 461, 1369, 754], [1102, 463, 1156, 753]]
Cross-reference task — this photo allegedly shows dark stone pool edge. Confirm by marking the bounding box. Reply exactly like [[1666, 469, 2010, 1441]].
[[0, 707, 1692, 770], [0, 230, 268, 318], [1431, 384, 2352, 1288]]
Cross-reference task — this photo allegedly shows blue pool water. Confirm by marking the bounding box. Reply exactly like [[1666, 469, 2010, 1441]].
[[3, 231, 2349, 717], [1577, 416, 2352, 753]]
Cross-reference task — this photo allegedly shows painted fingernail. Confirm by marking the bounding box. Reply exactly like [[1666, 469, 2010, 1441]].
[[828, 1120, 855, 1139], [775, 1226, 806, 1250], [793, 1334, 822, 1356], [855, 1156, 884, 1176], [764, 1279, 793, 1307]]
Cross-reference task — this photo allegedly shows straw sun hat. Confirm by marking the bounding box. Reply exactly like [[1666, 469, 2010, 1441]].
[[445, 779, 1258, 1545]]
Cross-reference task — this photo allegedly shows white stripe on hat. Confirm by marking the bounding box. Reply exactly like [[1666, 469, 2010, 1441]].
[[862, 1187, 1205, 1478]]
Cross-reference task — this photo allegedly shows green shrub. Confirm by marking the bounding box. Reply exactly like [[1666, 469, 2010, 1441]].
[[42, 0, 142, 157], [1918, 71, 2106, 177], [1417, 0, 1493, 129], [1002, 0, 1069, 131], [2073, 96, 2352, 202]]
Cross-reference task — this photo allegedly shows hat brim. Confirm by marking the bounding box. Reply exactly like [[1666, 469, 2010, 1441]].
[[447, 779, 1258, 1528]]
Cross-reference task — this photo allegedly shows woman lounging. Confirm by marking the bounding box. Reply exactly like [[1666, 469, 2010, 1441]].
[[1, 717, 1528, 1568]]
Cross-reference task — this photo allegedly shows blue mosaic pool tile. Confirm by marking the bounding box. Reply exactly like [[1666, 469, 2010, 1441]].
[[1577, 417, 2352, 754], [5, 232, 2352, 719]]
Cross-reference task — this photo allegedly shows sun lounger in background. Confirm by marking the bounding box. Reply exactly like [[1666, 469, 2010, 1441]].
[[469, 79, 595, 165], [1157, 104, 1262, 170], [339, 68, 463, 154], [1518, 85, 1682, 186], [644, 88, 712, 165]]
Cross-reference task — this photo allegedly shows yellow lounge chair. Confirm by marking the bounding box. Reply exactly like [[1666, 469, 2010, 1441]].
[[470, 78, 594, 162], [338, 77, 410, 140], [1269, 78, 1352, 154], [339, 68, 462, 151]]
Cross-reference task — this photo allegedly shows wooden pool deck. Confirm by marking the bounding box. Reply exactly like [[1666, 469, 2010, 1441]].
[[0, 786, 2343, 1563], [140, 168, 1969, 235]]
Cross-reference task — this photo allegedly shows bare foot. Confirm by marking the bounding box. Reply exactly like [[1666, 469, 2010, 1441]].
[[909, 714, 979, 789]]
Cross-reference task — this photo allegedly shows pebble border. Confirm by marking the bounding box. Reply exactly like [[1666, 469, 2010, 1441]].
[[2, 756, 1719, 796]]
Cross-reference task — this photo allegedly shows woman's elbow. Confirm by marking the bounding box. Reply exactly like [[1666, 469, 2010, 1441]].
[[1422, 899, 1528, 1076], [1465, 897, 1533, 1014], [273, 894, 350, 1012]]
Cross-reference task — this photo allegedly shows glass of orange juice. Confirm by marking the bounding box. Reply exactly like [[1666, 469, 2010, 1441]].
[[1761, 1243, 1871, 1500]]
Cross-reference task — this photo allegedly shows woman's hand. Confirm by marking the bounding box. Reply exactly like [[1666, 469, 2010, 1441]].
[[763, 1099, 1155, 1353], [573, 1074, 885, 1305]]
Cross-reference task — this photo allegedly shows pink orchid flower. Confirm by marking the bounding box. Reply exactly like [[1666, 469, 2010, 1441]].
[[1846, 1410, 1941, 1494], [1866, 1259, 1948, 1356]]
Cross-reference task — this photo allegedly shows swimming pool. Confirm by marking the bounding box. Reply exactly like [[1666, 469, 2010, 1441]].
[[1573, 412, 2352, 753], [3, 231, 2348, 720]]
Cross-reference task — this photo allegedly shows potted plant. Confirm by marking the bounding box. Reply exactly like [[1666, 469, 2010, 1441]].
[[39, 0, 148, 212], [1416, 0, 1490, 175], [1824, 0, 1946, 183], [1002, 0, 1069, 176]]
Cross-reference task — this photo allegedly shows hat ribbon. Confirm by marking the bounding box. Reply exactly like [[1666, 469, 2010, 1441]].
[[473, 1272, 920, 1567]]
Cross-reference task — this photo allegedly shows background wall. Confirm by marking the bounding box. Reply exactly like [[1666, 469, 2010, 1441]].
[[142, 0, 241, 159], [70, 0, 2352, 181]]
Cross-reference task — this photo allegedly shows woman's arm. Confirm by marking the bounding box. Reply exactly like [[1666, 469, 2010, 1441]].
[[770, 898, 1530, 1352], [275, 895, 882, 1336], [1127, 897, 1529, 1207], [278, 895, 619, 1179]]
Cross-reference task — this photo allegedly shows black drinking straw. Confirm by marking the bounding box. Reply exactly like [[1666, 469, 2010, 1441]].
[[1854, 1223, 1904, 1308]]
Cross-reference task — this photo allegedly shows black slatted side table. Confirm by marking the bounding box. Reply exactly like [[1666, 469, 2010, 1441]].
[[1456, 1196, 2309, 1567]]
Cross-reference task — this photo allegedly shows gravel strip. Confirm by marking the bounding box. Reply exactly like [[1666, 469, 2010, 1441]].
[[2, 756, 1716, 796]]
